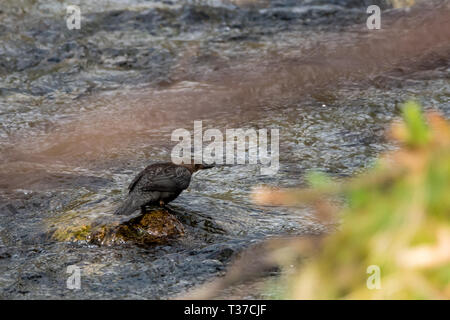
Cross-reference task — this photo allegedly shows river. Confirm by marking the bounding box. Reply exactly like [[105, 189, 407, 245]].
[[0, 0, 449, 299]]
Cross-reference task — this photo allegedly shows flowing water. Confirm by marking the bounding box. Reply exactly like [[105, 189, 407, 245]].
[[0, 0, 449, 298]]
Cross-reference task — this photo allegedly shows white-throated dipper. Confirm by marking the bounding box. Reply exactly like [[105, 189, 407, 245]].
[[114, 162, 213, 215]]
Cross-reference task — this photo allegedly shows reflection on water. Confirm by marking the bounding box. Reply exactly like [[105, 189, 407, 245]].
[[0, 0, 449, 298]]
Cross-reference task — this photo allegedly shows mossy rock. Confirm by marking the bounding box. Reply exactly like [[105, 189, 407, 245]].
[[52, 224, 92, 242], [89, 209, 185, 246], [50, 209, 184, 246]]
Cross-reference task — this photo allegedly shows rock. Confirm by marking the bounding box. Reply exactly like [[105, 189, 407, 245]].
[[52, 224, 92, 242], [50, 208, 184, 246], [89, 209, 185, 246], [206, 247, 235, 263]]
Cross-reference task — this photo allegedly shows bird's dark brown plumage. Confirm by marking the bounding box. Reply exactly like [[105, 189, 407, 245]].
[[114, 162, 212, 215]]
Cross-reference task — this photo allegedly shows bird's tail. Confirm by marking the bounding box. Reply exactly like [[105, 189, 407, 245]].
[[114, 195, 143, 216]]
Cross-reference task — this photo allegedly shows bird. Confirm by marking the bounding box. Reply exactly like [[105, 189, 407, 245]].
[[114, 162, 213, 215]]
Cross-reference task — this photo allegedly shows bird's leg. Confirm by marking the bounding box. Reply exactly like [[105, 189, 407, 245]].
[[159, 200, 165, 207]]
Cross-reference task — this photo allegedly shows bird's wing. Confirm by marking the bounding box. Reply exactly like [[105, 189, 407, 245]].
[[140, 166, 192, 192], [128, 170, 145, 192]]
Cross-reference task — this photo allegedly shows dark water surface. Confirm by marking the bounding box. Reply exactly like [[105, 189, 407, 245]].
[[0, 0, 449, 298]]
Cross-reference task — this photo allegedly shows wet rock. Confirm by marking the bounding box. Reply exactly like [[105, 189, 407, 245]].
[[90, 209, 185, 246], [206, 246, 235, 263], [200, 259, 223, 270], [51, 209, 185, 246], [0, 250, 11, 259], [51, 224, 92, 242]]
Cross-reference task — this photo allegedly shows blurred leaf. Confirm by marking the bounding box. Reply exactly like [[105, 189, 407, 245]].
[[253, 103, 450, 299], [305, 171, 332, 189], [402, 101, 430, 147]]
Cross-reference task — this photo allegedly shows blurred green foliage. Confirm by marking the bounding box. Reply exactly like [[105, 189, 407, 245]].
[[263, 102, 449, 299]]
